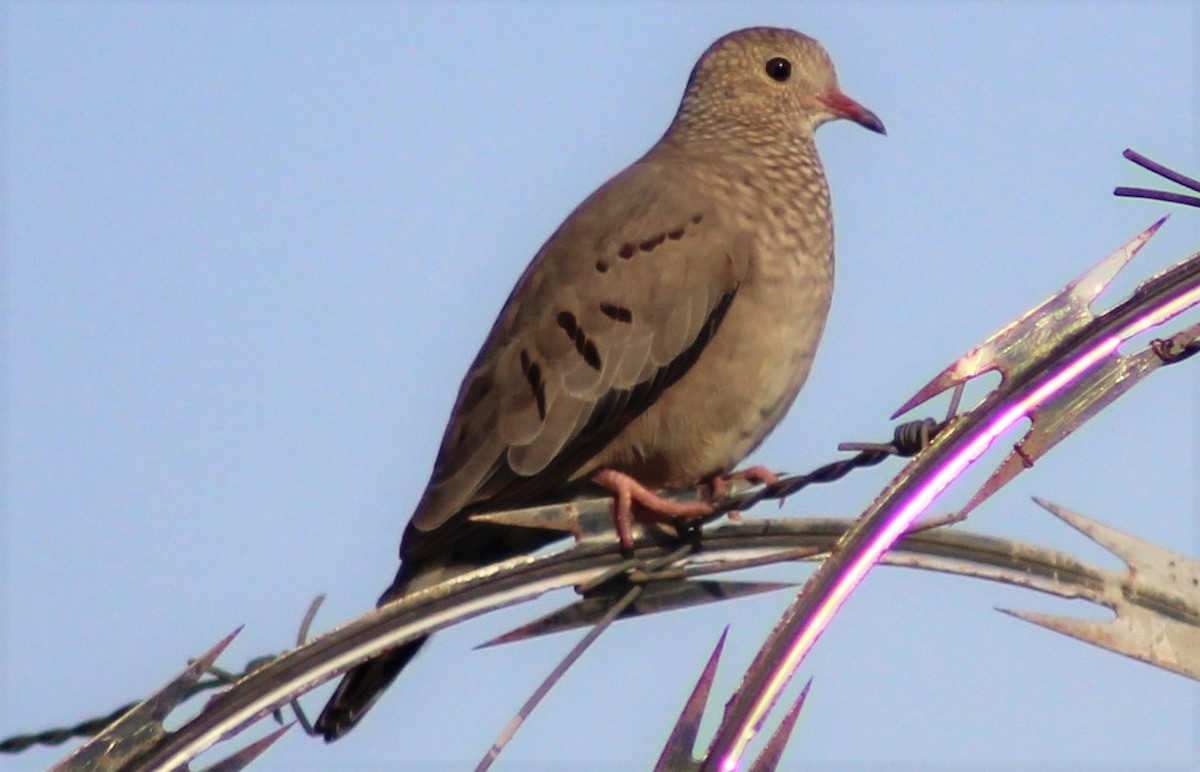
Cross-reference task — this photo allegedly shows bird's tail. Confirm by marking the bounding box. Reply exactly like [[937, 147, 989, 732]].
[[315, 559, 433, 742], [314, 634, 427, 741], [314, 519, 565, 740]]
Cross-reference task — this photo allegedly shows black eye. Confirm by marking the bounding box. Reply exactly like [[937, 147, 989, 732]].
[[765, 57, 792, 82]]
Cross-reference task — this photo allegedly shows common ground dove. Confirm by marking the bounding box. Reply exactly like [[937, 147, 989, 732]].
[[316, 26, 884, 740]]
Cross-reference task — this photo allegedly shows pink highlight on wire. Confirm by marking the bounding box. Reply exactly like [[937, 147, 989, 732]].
[[719, 279, 1200, 770]]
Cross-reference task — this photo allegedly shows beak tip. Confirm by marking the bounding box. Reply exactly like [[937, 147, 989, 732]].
[[818, 91, 886, 136], [849, 107, 887, 137]]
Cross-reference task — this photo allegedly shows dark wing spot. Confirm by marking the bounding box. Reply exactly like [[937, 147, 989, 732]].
[[620, 221, 690, 259], [556, 310, 578, 338], [599, 302, 633, 323], [557, 310, 603, 371], [691, 213, 703, 224], [638, 234, 666, 252], [458, 374, 492, 414], [595, 259, 610, 273], [582, 340, 601, 370], [520, 349, 546, 420]]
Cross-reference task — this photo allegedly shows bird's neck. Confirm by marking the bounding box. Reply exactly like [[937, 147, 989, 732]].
[[658, 120, 827, 190], [654, 127, 834, 259]]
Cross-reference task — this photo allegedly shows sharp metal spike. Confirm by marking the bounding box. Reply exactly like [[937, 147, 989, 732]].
[[998, 497, 1200, 680], [50, 628, 242, 772], [955, 337, 1170, 517], [1033, 497, 1200, 591], [747, 679, 811, 772], [478, 580, 793, 648], [471, 486, 733, 541], [894, 218, 1165, 418], [469, 499, 595, 538], [477, 586, 643, 772], [654, 628, 729, 772], [196, 723, 292, 772], [997, 606, 1200, 680]]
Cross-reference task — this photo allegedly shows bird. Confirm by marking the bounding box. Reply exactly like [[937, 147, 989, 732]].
[[315, 25, 884, 741]]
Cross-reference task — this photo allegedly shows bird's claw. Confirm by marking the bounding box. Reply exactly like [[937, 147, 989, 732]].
[[709, 465, 781, 519], [591, 469, 714, 551]]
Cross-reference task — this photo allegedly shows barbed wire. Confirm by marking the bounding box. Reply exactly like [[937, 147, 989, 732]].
[[0, 421, 936, 756], [0, 607, 322, 756], [0, 665, 275, 754]]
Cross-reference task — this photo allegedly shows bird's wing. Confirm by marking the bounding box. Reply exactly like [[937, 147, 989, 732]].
[[404, 158, 750, 553]]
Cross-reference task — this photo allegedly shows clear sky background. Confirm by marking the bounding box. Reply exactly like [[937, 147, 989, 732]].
[[4, 2, 1199, 770]]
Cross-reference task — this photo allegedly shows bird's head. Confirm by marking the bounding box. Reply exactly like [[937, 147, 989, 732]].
[[674, 27, 885, 142]]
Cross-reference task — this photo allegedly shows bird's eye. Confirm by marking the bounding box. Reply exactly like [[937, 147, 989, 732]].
[[765, 57, 792, 82]]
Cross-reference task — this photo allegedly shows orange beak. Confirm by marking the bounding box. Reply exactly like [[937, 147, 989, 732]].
[[817, 91, 886, 135]]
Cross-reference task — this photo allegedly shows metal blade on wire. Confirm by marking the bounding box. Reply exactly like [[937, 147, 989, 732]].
[[1000, 606, 1200, 680], [746, 680, 811, 772], [654, 629, 729, 772], [196, 724, 291, 772], [479, 580, 794, 648], [701, 222, 1200, 770], [50, 630, 242, 772], [471, 480, 740, 543], [962, 319, 1200, 514], [1000, 498, 1200, 679], [894, 218, 1164, 418]]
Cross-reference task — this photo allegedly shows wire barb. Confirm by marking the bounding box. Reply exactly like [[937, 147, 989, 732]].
[[712, 417, 944, 519], [1114, 149, 1200, 209], [2, 599, 329, 756]]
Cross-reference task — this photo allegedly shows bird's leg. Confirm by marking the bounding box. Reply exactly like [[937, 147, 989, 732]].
[[707, 465, 780, 521], [592, 469, 714, 551]]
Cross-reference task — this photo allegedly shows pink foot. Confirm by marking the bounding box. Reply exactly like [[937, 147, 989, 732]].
[[592, 469, 714, 551]]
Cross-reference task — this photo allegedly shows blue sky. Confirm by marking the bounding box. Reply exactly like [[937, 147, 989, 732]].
[[4, 2, 1198, 770]]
